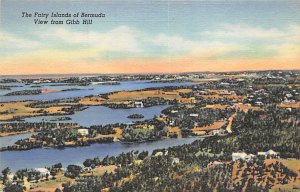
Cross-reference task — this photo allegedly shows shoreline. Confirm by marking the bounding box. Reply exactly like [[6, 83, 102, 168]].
[[0, 134, 217, 152]]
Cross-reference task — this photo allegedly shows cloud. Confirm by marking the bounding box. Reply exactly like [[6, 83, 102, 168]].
[[39, 26, 142, 53], [266, 43, 300, 59], [287, 24, 300, 42], [152, 33, 242, 58], [202, 23, 300, 41], [199, 23, 300, 59], [152, 34, 197, 51], [1, 22, 299, 73], [0, 32, 40, 49]]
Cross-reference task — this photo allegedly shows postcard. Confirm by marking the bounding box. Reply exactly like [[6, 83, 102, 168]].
[[0, 0, 299, 191]]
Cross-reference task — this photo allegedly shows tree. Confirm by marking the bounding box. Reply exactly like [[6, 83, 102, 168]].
[[2, 167, 10, 183], [65, 165, 82, 178], [3, 183, 23, 192], [50, 168, 57, 179]]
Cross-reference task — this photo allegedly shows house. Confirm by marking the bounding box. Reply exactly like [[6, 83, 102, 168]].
[[171, 110, 178, 113], [35, 168, 50, 178], [78, 129, 89, 136], [168, 120, 175, 126], [172, 158, 180, 164], [134, 101, 144, 108], [282, 99, 296, 104], [134, 160, 143, 165], [179, 97, 196, 103], [232, 152, 247, 161], [7, 172, 15, 182], [219, 90, 231, 95], [83, 167, 92, 172], [154, 152, 163, 157], [189, 113, 199, 117], [179, 98, 190, 103], [257, 149, 279, 159], [135, 124, 155, 130], [255, 101, 264, 106], [245, 154, 256, 161], [266, 149, 280, 158], [160, 114, 167, 118], [257, 152, 266, 156], [212, 161, 224, 166], [190, 97, 196, 103], [211, 129, 226, 135]]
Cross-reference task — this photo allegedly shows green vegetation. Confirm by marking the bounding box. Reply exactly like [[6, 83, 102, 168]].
[[5, 90, 42, 96]]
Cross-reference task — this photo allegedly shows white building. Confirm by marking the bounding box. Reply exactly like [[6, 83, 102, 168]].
[[134, 101, 144, 108], [257, 149, 279, 159], [78, 129, 89, 136], [255, 101, 264, 106], [168, 120, 175, 126], [212, 161, 224, 166], [35, 168, 50, 178], [245, 154, 256, 161], [232, 152, 247, 161], [172, 158, 180, 164], [257, 152, 266, 156], [211, 129, 226, 135], [154, 152, 163, 157], [266, 149, 280, 158], [7, 173, 15, 182], [164, 150, 168, 155]]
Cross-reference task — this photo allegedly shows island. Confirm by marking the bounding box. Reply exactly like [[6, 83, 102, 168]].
[[127, 114, 144, 119]]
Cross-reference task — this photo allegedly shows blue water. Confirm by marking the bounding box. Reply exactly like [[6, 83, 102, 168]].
[[0, 81, 196, 102], [24, 105, 169, 127], [0, 133, 32, 148], [0, 137, 201, 171], [0, 80, 199, 172]]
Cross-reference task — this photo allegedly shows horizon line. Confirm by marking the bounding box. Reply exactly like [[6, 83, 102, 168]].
[[1, 69, 299, 78]]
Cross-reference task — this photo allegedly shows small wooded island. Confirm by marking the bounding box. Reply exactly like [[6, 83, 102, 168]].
[[127, 114, 145, 119]]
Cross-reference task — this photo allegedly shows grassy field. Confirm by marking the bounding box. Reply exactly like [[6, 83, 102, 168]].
[[277, 102, 300, 108], [81, 165, 117, 177], [0, 101, 37, 120], [268, 159, 300, 192], [107, 89, 192, 102], [78, 88, 192, 106], [30, 173, 74, 192], [30, 165, 116, 192], [204, 104, 229, 109], [236, 104, 261, 111], [0, 128, 35, 137], [79, 97, 105, 105], [167, 127, 182, 137], [0, 101, 69, 121], [191, 121, 226, 132]]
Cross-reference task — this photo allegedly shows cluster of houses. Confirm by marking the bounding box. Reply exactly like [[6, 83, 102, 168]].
[[154, 150, 180, 165], [232, 149, 280, 161]]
